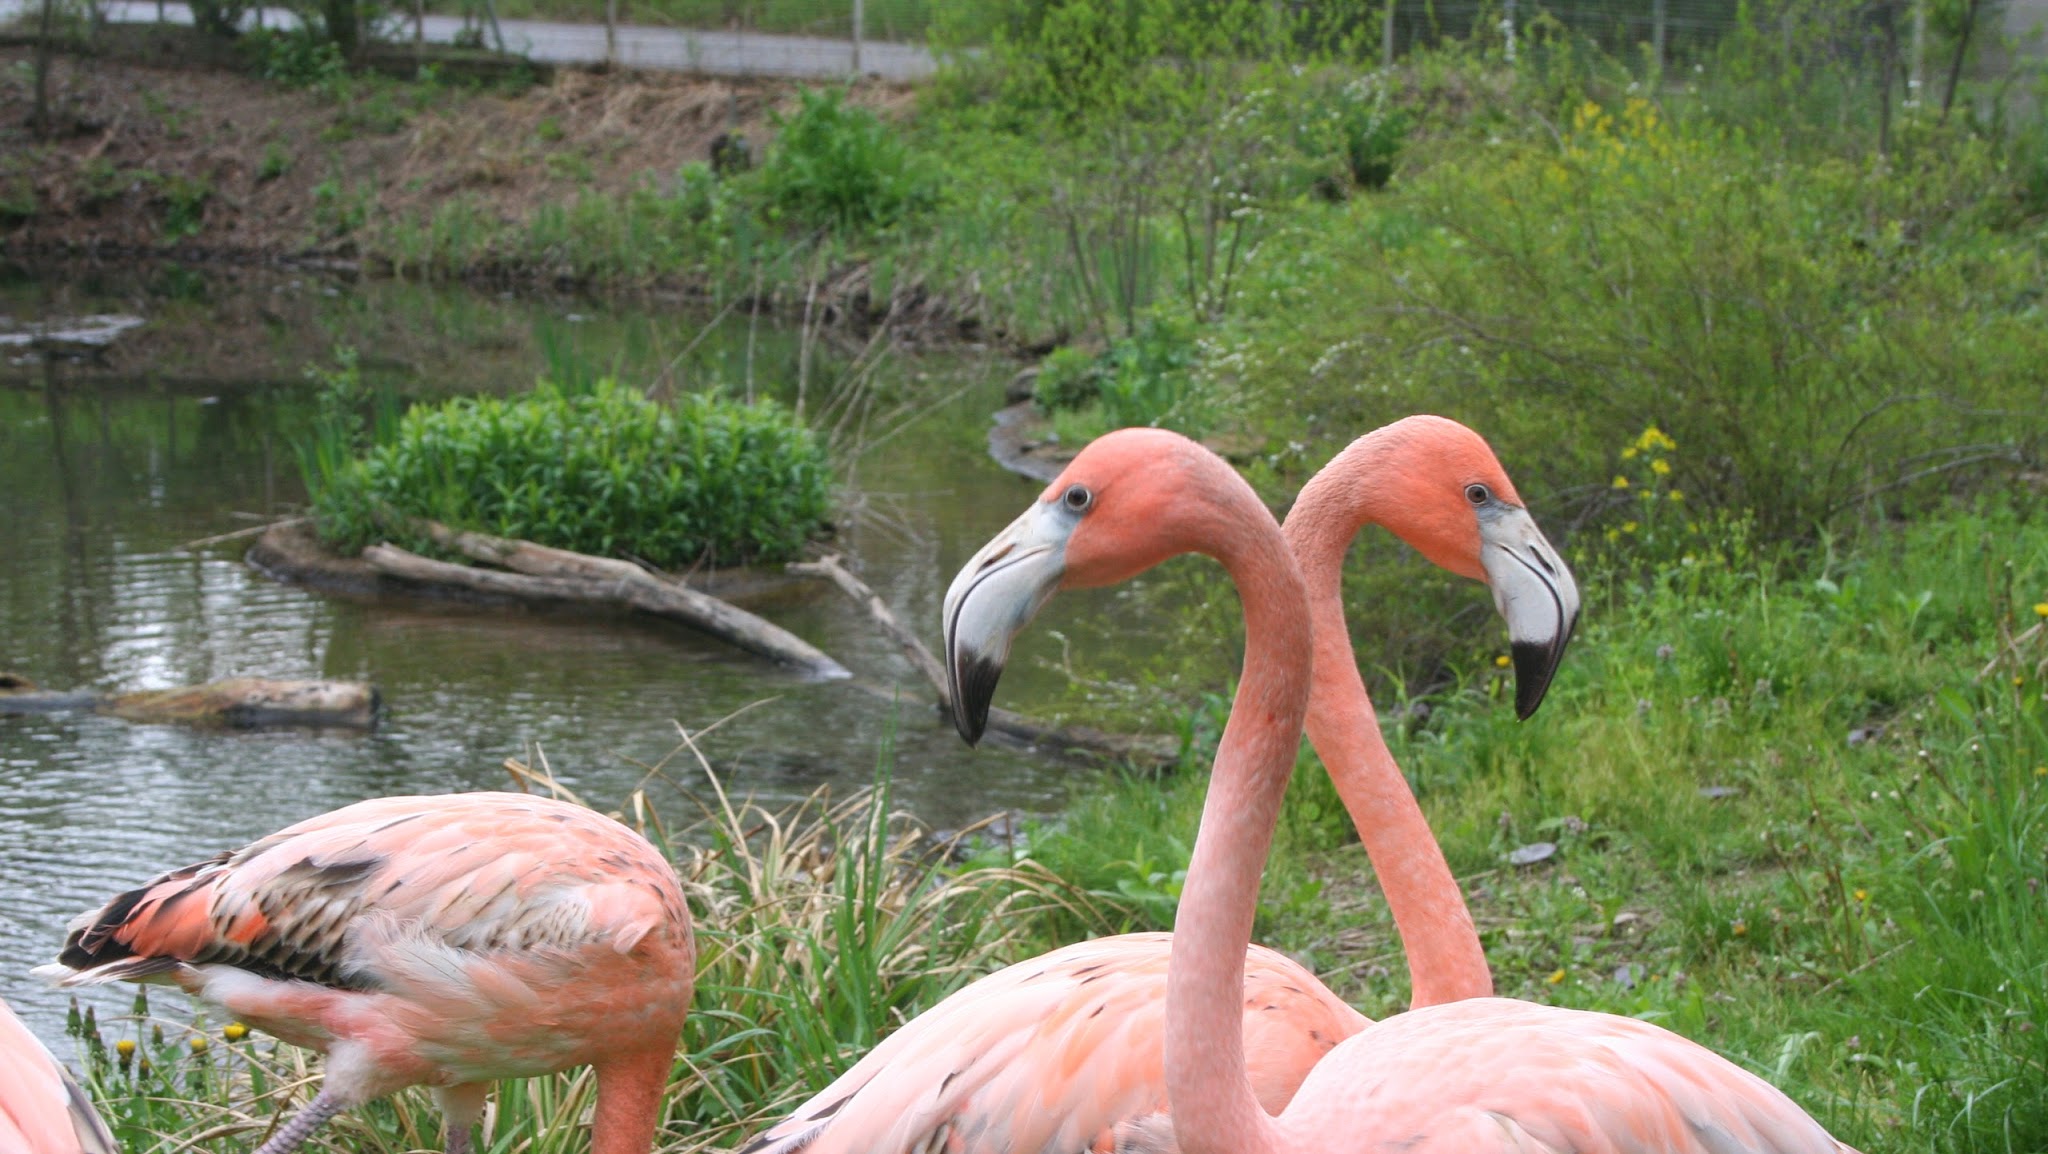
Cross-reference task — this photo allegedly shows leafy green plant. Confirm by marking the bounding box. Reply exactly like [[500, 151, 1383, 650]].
[[312, 380, 832, 567], [1033, 316, 1206, 439], [760, 88, 936, 232]]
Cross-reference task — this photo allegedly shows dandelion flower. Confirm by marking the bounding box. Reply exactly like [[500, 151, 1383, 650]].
[[1651, 458, 1671, 475], [1495, 654, 1513, 668], [190, 1036, 210, 1054], [224, 1023, 249, 1042], [1853, 889, 1868, 903], [1546, 968, 1567, 985], [115, 1039, 136, 1058], [1612, 475, 1631, 489], [2035, 602, 2048, 618]]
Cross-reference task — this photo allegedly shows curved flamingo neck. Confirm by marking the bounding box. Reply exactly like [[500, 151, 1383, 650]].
[[591, 1048, 673, 1154], [1285, 439, 1492, 1007], [1162, 475, 1312, 1154]]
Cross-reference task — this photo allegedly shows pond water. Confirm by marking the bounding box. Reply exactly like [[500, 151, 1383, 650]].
[[0, 262, 1221, 1041]]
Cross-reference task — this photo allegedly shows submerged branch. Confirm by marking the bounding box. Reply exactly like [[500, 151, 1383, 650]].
[[788, 554, 1175, 767]]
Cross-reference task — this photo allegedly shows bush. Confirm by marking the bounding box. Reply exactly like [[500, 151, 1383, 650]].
[[761, 88, 936, 232], [313, 380, 831, 567], [1033, 318, 1207, 441]]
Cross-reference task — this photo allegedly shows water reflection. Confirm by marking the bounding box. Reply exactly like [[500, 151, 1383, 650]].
[[0, 263, 1216, 1042]]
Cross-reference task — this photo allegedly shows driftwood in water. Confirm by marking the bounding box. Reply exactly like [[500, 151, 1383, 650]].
[[0, 675, 378, 728], [362, 524, 850, 680], [787, 554, 1175, 766]]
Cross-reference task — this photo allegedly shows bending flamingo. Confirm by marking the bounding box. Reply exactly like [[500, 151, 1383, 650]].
[[1, 997, 117, 1154], [742, 417, 1575, 1154], [948, 427, 1859, 1153], [38, 793, 694, 1154]]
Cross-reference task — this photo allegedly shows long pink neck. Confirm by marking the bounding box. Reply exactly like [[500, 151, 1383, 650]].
[[1162, 483, 1313, 1154], [591, 1048, 672, 1154], [1284, 444, 1492, 1007]]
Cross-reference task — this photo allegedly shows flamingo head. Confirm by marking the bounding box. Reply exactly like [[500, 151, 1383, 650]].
[[1307, 415, 1580, 719], [943, 428, 1270, 745]]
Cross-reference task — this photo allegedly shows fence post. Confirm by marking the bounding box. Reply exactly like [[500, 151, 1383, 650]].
[[1381, 0, 1395, 68], [852, 0, 864, 76], [1652, 0, 1666, 71]]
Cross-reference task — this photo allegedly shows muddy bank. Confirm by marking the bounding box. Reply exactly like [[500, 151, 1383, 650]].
[[0, 40, 900, 276]]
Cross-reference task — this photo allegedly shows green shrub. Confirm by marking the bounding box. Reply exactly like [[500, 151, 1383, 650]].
[[1032, 318, 1207, 440], [313, 380, 831, 567], [761, 88, 936, 232]]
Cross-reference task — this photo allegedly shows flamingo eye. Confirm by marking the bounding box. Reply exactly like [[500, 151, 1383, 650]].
[[1465, 483, 1491, 506], [1062, 484, 1095, 513]]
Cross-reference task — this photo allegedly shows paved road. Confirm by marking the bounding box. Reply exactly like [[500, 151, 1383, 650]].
[[0, 0, 938, 80]]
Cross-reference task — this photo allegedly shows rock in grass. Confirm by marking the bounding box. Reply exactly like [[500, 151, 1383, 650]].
[[1506, 841, 1557, 866]]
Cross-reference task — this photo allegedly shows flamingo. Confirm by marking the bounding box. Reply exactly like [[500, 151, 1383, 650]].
[[36, 792, 694, 1154], [1, 997, 118, 1154], [741, 416, 1575, 1154], [946, 426, 1860, 1153]]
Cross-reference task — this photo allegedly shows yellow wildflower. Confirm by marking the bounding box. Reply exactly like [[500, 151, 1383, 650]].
[[224, 1023, 249, 1042], [1546, 968, 1567, 985], [1669, 490, 1685, 503], [2034, 602, 2048, 618], [1731, 919, 1748, 937], [1622, 522, 1639, 535], [1605, 528, 1621, 543], [1495, 654, 1513, 668], [2035, 766, 2047, 777], [1612, 475, 1631, 490], [190, 1036, 210, 1054], [1651, 458, 1671, 475], [116, 1039, 136, 1057], [1853, 889, 1868, 903], [1621, 446, 1639, 460]]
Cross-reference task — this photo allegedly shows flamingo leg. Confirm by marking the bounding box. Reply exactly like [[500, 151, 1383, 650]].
[[436, 1083, 489, 1154], [251, 1089, 348, 1154]]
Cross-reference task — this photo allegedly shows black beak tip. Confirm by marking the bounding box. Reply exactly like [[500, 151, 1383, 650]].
[[949, 652, 1004, 747], [1511, 614, 1577, 721]]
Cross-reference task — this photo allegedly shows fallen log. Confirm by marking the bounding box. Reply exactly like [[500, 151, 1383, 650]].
[[788, 554, 1175, 766], [363, 539, 850, 680], [0, 676, 379, 728]]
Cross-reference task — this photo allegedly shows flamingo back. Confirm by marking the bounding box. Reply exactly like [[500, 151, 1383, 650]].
[[39, 794, 694, 1085], [0, 998, 118, 1154], [742, 932, 1366, 1154], [1276, 997, 1861, 1154]]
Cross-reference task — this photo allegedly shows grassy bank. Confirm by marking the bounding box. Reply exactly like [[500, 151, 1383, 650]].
[[65, 498, 2048, 1153]]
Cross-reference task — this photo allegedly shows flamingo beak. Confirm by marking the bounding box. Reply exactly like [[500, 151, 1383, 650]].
[[1479, 506, 1580, 720], [942, 500, 1076, 745]]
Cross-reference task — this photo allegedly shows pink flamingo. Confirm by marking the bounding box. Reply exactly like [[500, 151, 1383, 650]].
[[1, 997, 118, 1154], [947, 427, 1859, 1153], [37, 793, 694, 1154], [742, 417, 1574, 1154]]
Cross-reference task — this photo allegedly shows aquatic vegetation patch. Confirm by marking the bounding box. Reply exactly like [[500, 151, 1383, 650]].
[[311, 379, 831, 567]]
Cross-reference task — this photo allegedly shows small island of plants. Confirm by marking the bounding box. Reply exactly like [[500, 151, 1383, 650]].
[[307, 376, 832, 570]]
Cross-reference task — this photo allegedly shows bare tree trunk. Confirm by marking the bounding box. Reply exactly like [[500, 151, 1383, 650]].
[[32, 0, 56, 140], [1940, 0, 1982, 123]]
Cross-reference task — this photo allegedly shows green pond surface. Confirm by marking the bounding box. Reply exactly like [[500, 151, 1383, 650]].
[[0, 262, 1220, 1042]]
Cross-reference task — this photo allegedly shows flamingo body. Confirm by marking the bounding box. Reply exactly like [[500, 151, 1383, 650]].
[[1254, 997, 1854, 1153], [0, 998, 117, 1154], [743, 932, 1365, 1154], [40, 792, 694, 1154]]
